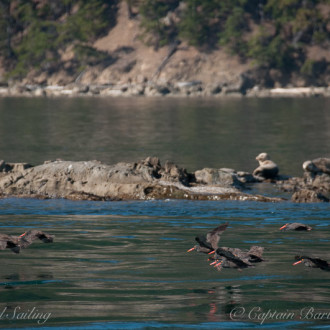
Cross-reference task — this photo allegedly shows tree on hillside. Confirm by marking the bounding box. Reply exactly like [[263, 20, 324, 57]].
[[0, 0, 18, 60], [0, 0, 328, 81], [143, 0, 329, 74], [249, 0, 329, 73], [139, 0, 180, 49], [0, 0, 118, 79]]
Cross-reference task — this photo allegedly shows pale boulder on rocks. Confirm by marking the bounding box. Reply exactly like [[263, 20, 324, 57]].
[[194, 168, 244, 189]]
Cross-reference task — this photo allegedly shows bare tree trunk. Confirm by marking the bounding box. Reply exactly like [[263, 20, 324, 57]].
[[151, 40, 181, 82]]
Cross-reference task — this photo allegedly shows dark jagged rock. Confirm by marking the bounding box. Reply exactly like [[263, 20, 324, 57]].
[[0, 160, 32, 174], [291, 189, 329, 203], [161, 160, 192, 185]]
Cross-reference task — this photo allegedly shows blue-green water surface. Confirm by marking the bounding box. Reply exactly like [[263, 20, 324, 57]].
[[0, 96, 329, 329], [0, 199, 329, 329]]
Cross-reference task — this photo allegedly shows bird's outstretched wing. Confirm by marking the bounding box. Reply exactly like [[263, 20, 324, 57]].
[[309, 257, 330, 270], [0, 235, 10, 250], [294, 224, 312, 231], [0, 234, 20, 253], [206, 222, 229, 250], [195, 236, 213, 250], [19, 230, 55, 249], [248, 246, 264, 262]]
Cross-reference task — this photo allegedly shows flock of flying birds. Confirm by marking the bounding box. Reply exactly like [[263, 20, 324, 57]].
[[187, 222, 330, 272], [0, 224, 329, 272]]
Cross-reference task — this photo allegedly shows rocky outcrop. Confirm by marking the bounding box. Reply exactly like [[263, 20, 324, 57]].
[[291, 189, 329, 203], [0, 156, 329, 203], [0, 157, 284, 202], [277, 157, 330, 203], [0, 158, 181, 200]]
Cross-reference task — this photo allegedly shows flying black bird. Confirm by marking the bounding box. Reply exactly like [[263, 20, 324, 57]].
[[210, 246, 265, 271], [280, 223, 312, 231], [187, 222, 229, 254], [293, 256, 330, 271], [0, 230, 54, 254]]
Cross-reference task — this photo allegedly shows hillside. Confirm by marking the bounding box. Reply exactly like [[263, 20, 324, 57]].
[[0, 1, 329, 92]]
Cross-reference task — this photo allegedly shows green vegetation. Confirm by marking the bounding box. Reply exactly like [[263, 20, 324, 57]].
[[139, 0, 329, 73], [139, 0, 179, 49], [0, 0, 328, 80], [0, 0, 117, 79]]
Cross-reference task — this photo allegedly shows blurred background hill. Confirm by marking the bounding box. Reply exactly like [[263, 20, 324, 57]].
[[0, 0, 329, 88]]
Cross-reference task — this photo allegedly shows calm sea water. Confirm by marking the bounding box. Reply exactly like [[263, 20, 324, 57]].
[[0, 97, 329, 175], [0, 96, 329, 329], [0, 199, 329, 329]]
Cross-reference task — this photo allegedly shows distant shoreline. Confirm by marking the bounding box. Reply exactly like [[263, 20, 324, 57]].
[[0, 83, 329, 98]]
